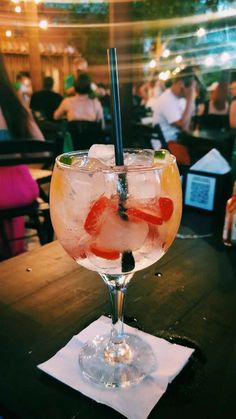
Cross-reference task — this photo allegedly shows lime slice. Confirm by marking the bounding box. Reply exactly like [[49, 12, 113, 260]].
[[154, 149, 169, 160], [59, 154, 74, 165]]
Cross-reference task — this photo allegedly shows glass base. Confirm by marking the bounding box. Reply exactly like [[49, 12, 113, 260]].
[[78, 333, 157, 388]]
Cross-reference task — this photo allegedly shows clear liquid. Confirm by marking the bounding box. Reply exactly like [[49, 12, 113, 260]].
[[50, 151, 182, 274]]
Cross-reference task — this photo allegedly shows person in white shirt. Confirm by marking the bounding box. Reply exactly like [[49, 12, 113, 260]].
[[54, 73, 104, 128], [152, 68, 196, 143]]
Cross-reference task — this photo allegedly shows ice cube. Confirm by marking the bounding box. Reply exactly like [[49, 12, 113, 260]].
[[94, 210, 149, 252], [127, 169, 161, 200], [124, 149, 154, 167], [71, 156, 108, 171], [68, 170, 106, 219], [88, 144, 115, 166]]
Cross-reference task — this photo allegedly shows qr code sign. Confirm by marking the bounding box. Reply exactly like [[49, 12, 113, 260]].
[[190, 179, 210, 204], [185, 174, 216, 211]]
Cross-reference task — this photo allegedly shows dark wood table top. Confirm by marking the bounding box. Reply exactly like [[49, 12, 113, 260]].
[[0, 210, 236, 419], [179, 128, 235, 163], [188, 127, 231, 139]]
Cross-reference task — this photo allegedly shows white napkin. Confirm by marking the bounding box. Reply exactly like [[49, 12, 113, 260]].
[[38, 316, 194, 419], [190, 148, 231, 174]]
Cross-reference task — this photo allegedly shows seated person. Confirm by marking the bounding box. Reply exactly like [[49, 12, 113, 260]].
[[54, 73, 104, 149], [0, 54, 44, 258], [54, 73, 104, 127], [15, 71, 32, 106], [229, 73, 236, 129], [198, 81, 229, 129], [152, 67, 197, 165], [30, 76, 63, 121]]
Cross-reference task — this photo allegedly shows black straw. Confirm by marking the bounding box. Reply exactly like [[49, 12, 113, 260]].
[[107, 48, 124, 166]]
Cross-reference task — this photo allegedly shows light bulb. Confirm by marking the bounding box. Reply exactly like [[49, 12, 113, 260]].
[[39, 20, 48, 30]]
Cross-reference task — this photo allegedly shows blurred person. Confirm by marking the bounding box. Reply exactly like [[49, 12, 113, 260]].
[[200, 81, 229, 116], [139, 80, 150, 105], [140, 73, 166, 108], [197, 80, 229, 130], [229, 74, 236, 129], [15, 71, 33, 105], [147, 72, 166, 100], [145, 77, 166, 113], [152, 67, 197, 165], [0, 54, 44, 258], [132, 83, 142, 107], [54, 73, 104, 128], [64, 56, 88, 97], [96, 82, 110, 109], [30, 76, 63, 121]]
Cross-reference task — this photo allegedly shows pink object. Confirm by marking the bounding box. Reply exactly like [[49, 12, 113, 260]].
[[0, 165, 39, 256]]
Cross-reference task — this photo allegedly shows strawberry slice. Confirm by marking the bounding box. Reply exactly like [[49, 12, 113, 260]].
[[90, 244, 120, 260], [159, 197, 174, 221], [84, 196, 110, 235], [127, 208, 163, 225]]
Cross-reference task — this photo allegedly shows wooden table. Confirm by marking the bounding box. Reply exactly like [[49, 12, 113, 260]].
[[0, 210, 236, 419]]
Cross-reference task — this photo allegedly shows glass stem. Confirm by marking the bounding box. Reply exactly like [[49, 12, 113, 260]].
[[100, 273, 133, 363]]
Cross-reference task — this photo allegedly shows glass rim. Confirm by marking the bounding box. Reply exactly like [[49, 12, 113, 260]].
[[55, 148, 176, 173]]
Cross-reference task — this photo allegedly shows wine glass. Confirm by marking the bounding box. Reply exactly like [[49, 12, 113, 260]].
[[50, 148, 182, 388]]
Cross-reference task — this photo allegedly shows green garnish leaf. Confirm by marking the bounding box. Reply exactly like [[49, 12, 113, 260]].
[[59, 155, 74, 165], [154, 149, 169, 160]]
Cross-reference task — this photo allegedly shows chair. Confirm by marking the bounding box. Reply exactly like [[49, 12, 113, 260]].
[[67, 120, 104, 150], [130, 122, 167, 149], [151, 124, 191, 168], [0, 139, 61, 259], [36, 120, 66, 144]]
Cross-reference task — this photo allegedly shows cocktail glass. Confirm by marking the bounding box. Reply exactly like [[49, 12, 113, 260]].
[[50, 148, 182, 388]]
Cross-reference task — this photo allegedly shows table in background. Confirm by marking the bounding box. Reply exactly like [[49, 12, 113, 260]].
[[0, 209, 236, 419], [179, 128, 235, 162]]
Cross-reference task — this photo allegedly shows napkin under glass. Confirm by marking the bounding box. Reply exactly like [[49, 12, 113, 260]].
[[38, 316, 194, 419]]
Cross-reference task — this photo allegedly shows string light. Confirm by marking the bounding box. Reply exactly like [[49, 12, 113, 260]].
[[159, 71, 170, 81], [220, 52, 230, 63], [196, 27, 206, 38], [149, 59, 157, 69], [39, 20, 48, 30], [172, 67, 181, 75], [175, 55, 183, 64], [162, 48, 170, 58], [204, 56, 214, 67], [15, 5, 21, 13], [5, 30, 12, 37]]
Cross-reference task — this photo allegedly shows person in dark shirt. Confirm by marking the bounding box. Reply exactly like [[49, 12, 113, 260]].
[[30, 76, 63, 121]]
